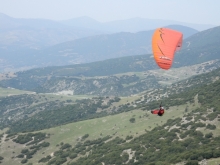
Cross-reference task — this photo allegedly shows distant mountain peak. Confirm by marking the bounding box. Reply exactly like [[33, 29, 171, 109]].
[[65, 16, 100, 22], [0, 12, 13, 19]]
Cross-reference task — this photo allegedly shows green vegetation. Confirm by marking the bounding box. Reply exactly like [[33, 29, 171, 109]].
[[1, 78, 220, 164], [0, 71, 160, 96], [6, 96, 121, 133], [174, 26, 220, 67], [34, 76, 220, 165], [207, 157, 220, 165], [13, 132, 47, 144], [42, 105, 220, 165], [129, 117, 135, 123], [1, 50, 220, 96], [1, 38, 220, 164], [0, 132, 51, 164], [0, 93, 78, 130], [0, 87, 33, 97]]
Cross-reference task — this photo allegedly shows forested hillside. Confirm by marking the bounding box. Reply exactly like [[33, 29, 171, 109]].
[[0, 64, 219, 132], [0, 23, 197, 72], [0, 26, 220, 165], [0, 68, 220, 165], [174, 26, 220, 67], [1, 2, 220, 165], [1, 56, 220, 96], [36, 78, 220, 165], [0, 64, 220, 136]]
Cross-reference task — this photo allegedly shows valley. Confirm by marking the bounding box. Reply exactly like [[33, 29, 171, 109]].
[[0, 61, 220, 164], [0, 15, 220, 164]]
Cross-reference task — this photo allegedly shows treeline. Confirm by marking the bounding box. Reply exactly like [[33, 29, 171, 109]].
[[0, 94, 36, 115], [0, 72, 160, 97], [0, 94, 67, 130], [143, 68, 220, 110], [37, 113, 220, 165], [0, 55, 155, 92], [5, 76, 220, 134], [11, 132, 50, 164], [3, 54, 153, 78], [7, 97, 121, 133], [35, 75, 220, 165]]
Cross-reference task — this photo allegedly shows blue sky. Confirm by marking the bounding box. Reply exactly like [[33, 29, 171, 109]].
[[0, 0, 219, 25]]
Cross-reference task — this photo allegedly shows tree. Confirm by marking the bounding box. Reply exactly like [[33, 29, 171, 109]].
[[21, 159, 28, 164], [69, 153, 77, 159], [129, 118, 135, 123], [205, 132, 213, 138], [185, 160, 198, 165], [206, 124, 216, 130]]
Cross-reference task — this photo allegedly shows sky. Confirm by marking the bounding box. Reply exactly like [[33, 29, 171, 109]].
[[0, 0, 219, 25]]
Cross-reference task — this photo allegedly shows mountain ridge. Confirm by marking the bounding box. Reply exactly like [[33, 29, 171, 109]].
[[0, 63, 220, 165], [0, 25, 198, 72], [61, 16, 215, 32]]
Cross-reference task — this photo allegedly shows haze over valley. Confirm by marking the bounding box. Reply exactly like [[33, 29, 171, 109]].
[[0, 1, 220, 165]]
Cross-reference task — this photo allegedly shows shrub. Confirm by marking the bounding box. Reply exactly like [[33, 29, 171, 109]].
[[21, 159, 28, 164], [69, 153, 77, 159], [129, 118, 135, 123], [82, 134, 89, 140], [185, 160, 198, 165], [17, 154, 24, 158], [206, 124, 216, 130], [38, 155, 51, 163], [205, 132, 213, 138], [60, 143, 71, 150], [207, 112, 217, 120], [21, 149, 29, 154]]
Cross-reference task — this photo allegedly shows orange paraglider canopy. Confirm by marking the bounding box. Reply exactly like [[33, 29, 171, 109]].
[[152, 28, 183, 70]]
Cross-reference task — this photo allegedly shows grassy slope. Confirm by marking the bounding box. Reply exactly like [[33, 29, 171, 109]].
[[0, 87, 34, 97], [1, 63, 220, 164], [1, 80, 220, 164], [208, 158, 220, 165], [0, 100, 198, 165]]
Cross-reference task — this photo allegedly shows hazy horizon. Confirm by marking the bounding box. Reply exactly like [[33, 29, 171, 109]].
[[0, 0, 219, 25]]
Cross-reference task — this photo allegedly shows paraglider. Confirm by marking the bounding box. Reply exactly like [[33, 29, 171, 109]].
[[152, 28, 183, 70], [150, 28, 183, 116], [151, 102, 164, 116]]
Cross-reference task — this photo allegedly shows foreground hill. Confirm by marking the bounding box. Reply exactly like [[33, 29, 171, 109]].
[[1, 64, 220, 134], [0, 66, 220, 165]]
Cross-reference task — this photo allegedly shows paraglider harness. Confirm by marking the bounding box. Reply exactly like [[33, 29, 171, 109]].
[[158, 104, 165, 116], [151, 102, 165, 116]]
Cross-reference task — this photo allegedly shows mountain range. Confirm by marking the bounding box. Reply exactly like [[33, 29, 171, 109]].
[[1, 24, 220, 97], [0, 58, 220, 165], [35, 24, 197, 65], [0, 13, 104, 50], [2, 13, 207, 51], [0, 22, 198, 72], [61, 16, 216, 32], [1, 25, 220, 84], [1, 13, 218, 72], [0, 15, 220, 164]]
